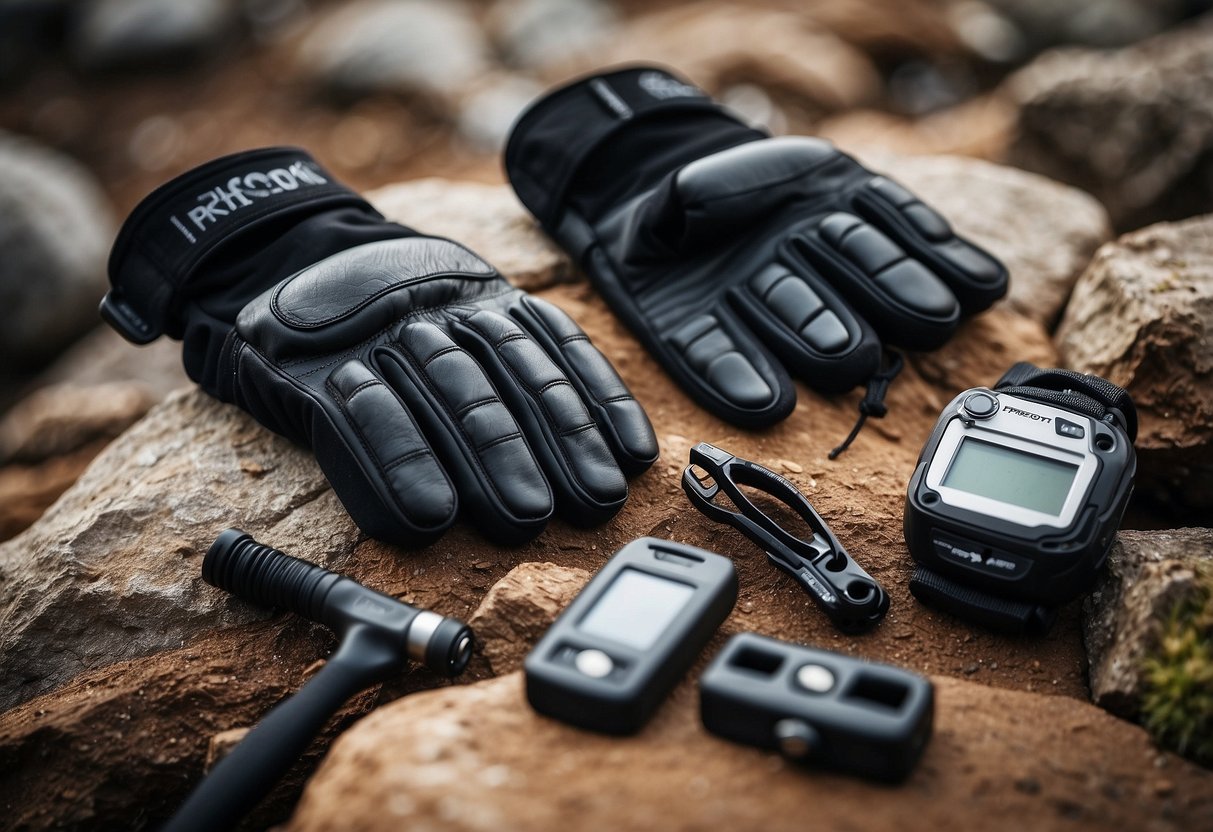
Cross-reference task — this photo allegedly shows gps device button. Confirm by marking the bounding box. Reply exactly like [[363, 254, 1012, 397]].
[[574, 649, 615, 678], [795, 663, 836, 693], [1056, 418, 1085, 439], [774, 719, 819, 760], [961, 391, 998, 419]]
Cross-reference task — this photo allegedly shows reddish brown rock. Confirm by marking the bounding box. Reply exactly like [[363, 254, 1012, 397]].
[[284, 671, 1213, 832], [1056, 214, 1213, 510], [467, 562, 590, 676]]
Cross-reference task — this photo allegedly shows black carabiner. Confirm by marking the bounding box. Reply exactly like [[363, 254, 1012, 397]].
[[681, 443, 888, 632]]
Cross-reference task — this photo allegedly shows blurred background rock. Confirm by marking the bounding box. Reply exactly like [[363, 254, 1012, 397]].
[[0, 0, 1210, 533]]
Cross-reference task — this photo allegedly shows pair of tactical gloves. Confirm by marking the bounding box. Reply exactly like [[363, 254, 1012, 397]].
[[103, 67, 1007, 547]]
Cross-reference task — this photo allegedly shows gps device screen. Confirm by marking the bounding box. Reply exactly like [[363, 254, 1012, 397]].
[[577, 569, 695, 650], [943, 438, 1079, 515]]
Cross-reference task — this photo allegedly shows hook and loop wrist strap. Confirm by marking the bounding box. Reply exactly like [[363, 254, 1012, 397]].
[[909, 362, 1134, 635], [102, 147, 373, 344]]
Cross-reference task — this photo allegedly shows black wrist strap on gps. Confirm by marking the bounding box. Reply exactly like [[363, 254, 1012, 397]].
[[102, 147, 373, 344], [909, 362, 1135, 636]]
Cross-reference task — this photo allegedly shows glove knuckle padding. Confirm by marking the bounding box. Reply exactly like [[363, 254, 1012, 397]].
[[505, 68, 1009, 427], [104, 147, 655, 545]]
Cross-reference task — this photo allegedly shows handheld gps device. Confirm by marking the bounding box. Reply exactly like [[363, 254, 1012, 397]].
[[525, 537, 737, 734], [700, 633, 933, 782], [904, 362, 1137, 635]]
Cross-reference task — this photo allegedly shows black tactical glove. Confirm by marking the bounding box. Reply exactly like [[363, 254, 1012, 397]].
[[102, 148, 658, 546], [506, 67, 1009, 432]]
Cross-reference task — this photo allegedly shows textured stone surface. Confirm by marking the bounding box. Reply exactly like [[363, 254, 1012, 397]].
[[0, 131, 115, 371], [295, 0, 491, 112], [579, 3, 882, 117], [0, 388, 359, 712], [367, 178, 573, 291], [1056, 214, 1213, 509], [467, 562, 590, 676], [286, 671, 1213, 832], [1084, 529, 1213, 718], [1006, 15, 1213, 231]]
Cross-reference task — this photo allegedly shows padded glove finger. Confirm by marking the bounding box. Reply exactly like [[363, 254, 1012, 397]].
[[854, 177, 1006, 314], [319, 358, 458, 543], [449, 307, 628, 526], [508, 295, 658, 475], [661, 304, 796, 425], [730, 261, 881, 393], [375, 320, 554, 544]]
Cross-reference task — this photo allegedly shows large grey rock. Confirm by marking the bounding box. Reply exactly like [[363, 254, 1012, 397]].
[[487, 0, 618, 71], [0, 388, 359, 711], [455, 74, 545, 153], [984, 0, 1183, 52], [0, 131, 115, 371], [1056, 214, 1213, 509], [878, 154, 1111, 326], [70, 0, 238, 69], [296, 0, 491, 113], [285, 671, 1213, 832], [1084, 529, 1213, 718], [1007, 16, 1213, 230]]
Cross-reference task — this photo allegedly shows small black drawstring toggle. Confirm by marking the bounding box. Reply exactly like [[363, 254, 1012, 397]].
[[829, 350, 904, 460]]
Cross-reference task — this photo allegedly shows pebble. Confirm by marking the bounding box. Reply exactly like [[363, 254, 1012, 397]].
[[778, 459, 803, 474]]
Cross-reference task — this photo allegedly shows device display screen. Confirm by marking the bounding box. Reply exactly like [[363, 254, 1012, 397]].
[[943, 438, 1079, 516], [578, 569, 695, 651]]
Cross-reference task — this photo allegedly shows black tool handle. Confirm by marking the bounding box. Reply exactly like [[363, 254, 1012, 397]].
[[203, 528, 342, 622], [160, 643, 380, 832]]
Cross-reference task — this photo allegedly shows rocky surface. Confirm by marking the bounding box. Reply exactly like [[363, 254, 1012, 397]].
[[0, 131, 115, 376], [488, 0, 618, 72], [1007, 16, 1213, 231], [0, 162, 1198, 829], [295, 0, 492, 114], [286, 669, 1213, 832], [578, 3, 883, 119], [467, 562, 590, 676], [70, 0, 238, 70], [0, 328, 186, 541], [1084, 528, 1213, 718], [1056, 214, 1213, 510]]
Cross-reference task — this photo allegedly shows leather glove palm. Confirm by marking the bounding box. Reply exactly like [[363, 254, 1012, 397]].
[[103, 148, 657, 546], [505, 67, 1009, 429]]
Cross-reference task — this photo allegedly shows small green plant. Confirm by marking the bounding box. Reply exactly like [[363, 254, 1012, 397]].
[[1141, 569, 1213, 768]]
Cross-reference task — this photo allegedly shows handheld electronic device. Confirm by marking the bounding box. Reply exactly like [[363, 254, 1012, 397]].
[[683, 443, 888, 632], [904, 363, 1137, 634], [525, 537, 737, 734], [699, 633, 933, 782]]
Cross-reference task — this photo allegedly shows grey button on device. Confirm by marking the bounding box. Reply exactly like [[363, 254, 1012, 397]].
[[774, 718, 820, 759], [795, 663, 836, 693], [962, 391, 999, 419], [1055, 417, 1085, 439], [574, 648, 614, 678]]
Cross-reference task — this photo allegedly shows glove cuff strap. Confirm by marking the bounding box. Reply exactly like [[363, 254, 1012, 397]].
[[103, 147, 373, 344], [505, 66, 743, 229]]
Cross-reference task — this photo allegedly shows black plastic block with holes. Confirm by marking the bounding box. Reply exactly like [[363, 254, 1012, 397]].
[[700, 633, 934, 782]]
